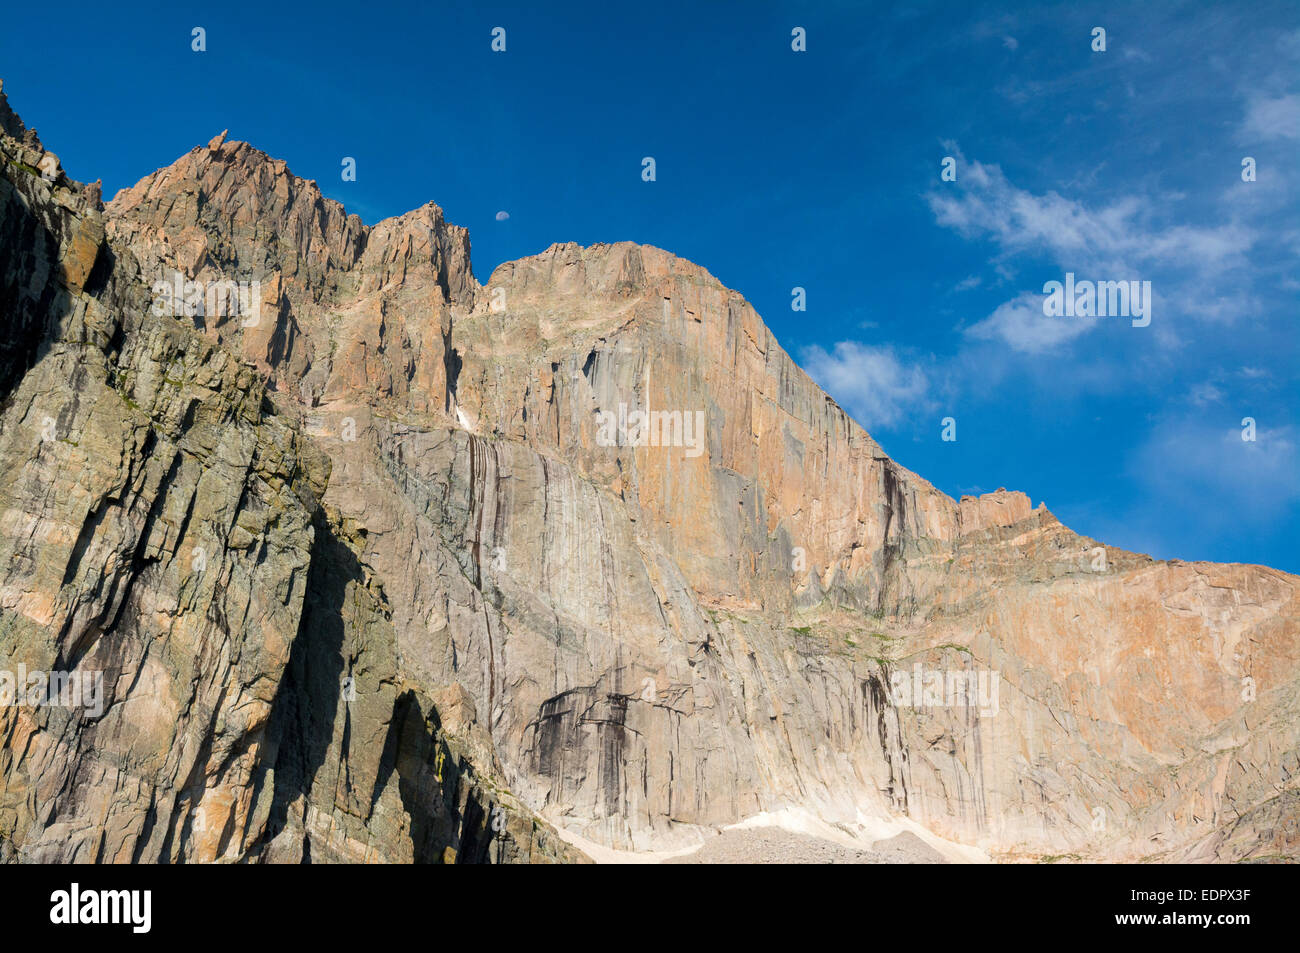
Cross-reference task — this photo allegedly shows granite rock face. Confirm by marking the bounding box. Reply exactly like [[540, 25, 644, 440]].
[[1, 83, 1297, 863], [0, 85, 582, 864]]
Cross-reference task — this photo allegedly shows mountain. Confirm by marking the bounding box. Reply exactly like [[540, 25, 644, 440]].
[[1, 81, 1296, 863]]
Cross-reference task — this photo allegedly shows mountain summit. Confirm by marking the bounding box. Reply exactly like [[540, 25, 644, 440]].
[[1, 84, 1296, 863]]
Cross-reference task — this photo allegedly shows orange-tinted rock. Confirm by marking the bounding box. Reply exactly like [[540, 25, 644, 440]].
[[0, 83, 1294, 864]]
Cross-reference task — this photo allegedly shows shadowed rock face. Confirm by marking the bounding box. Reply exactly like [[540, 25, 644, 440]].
[[0, 85, 581, 864], [1, 81, 1297, 863]]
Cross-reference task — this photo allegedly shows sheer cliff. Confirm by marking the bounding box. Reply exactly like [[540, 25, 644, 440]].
[[0, 85, 581, 864], [2, 83, 1296, 863]]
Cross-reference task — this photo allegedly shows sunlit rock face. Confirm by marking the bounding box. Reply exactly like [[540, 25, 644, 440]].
[[1, 81, 1296, 863]]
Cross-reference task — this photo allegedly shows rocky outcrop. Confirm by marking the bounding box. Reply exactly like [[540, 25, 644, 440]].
[[959, 489, 1035, 532], [0, 85, 583, 864], [1, 81, 1296, 863]]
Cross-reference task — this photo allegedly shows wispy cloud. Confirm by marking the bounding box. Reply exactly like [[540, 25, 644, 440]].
[[1241, 92, 1300, 141], [799, 342, 928, 430], [1188, 381, 1225, 407], [925, 147, 1269, 359], [1129, 418, 1300, 524], [964, 291, 1097, 354], [926, 153, 1252, 278]]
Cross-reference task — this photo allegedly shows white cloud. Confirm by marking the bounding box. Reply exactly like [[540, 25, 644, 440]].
[[928, 152, 1266, 353], [965, 291, 1097, 354], [799, 342, 928, 431], [1242, 93, 1300, 141], [1188, 381, 1225, 406], [1002, 36, 1018, 51], [927, 156, 1250, 277], [1130, 419, 1300, 522]]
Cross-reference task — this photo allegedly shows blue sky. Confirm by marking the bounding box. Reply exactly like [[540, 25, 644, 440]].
[[2, 1, 1296, 571]]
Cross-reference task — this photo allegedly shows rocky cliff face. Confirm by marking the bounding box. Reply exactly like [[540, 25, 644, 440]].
[[0, 84, 581, 864], [1, 82, 1296, 863]]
